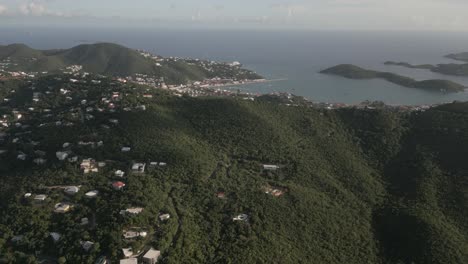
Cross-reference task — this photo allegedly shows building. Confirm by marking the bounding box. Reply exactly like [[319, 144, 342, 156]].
[[121, 147, 131, 152], [54, 203, 72, 213], [81, 159, 99, 174], [263, 164, 280, 171], [142, 248, 161, 264], [121, 248, 134, 258], [120, 207, 144, 215], [120, 258, 137, 264], [81, 241, 94, 252], [131, 163, 146, 173], [64, 186, 80, 195], [159, 214, 170, 221], [115, 170, 125, 177], [56, 151, 69, 161], [85, 190, 99, 198], [112, 181, 126, 190], [34, 194, 47, 202]]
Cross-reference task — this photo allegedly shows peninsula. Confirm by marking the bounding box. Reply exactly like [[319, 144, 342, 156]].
[[385, 61, 468, 77], [321, 64, 465, 93], [0, 42, 263, 86]]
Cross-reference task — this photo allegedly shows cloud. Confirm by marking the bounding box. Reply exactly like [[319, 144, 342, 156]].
[[19, 1, 46, 16], [0, 5, 7, 15], [18, 0, 66, 17]]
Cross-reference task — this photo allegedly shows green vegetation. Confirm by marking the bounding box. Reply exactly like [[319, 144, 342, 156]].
[[0, 75, 467, 263], [385, 61, 468, 77], [446, 52, 468, 62], [0, 43, 262, 83], [384, 61, 434, 70], [321, 64, 465, 92]]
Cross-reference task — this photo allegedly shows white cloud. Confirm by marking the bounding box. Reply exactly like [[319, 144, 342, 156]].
[[19, 1, 46, 16], [0, 5, 7, 15]]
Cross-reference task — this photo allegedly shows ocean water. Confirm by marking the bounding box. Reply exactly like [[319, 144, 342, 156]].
[[2, 27, 468, 105]]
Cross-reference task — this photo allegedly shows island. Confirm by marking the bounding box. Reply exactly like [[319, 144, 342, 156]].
[[321, 64, 465, 93], [446, 52, 468, 62], [385, 61, 468, 77]]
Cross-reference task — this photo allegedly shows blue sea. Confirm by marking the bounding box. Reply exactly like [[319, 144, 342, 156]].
[[2, 27, 468, 105]]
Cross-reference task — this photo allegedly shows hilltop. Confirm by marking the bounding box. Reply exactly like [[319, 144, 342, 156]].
[[321, 64, 465, 92], [0, 43, 263, 84], [0, 74, 466, 263]]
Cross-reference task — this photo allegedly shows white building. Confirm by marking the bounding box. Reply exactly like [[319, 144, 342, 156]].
[[143, 248, 161, 264]]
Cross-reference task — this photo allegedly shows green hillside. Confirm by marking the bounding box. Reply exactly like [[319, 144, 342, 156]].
[[0, 43, 262, 83], [321, 64, 465, 92], [0, 75, 466, 263]]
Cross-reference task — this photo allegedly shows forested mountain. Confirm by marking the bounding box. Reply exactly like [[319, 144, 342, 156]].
[[0, 75, 466, 263], [0, 43, 262, 83]]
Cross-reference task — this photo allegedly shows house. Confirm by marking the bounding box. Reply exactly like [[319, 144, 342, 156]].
[[121, 248, 134, 258], [17, 153, 27, 160], [50, 232, 61, 243], [34, 194, 47, 202], [64, 186, 80, 195], [263, 164, 280, 171], [233, 214, 249, 221], [81, 218, 89, 225], [112, 181, 126, 190], [81, 159, 99, 173], [159, 214, 170, 221], [120, 258, 137, 264], [121, 147, 131, 152], [85, 190, 99, 198], [131, 163, 146, 173], [81, 241, 94, 252], [216, 192, 226, 199], [24, 193, 32, 198], [54, 203, 72, 213], [56, 151, 69, 161], [115, 170, 125, 177], [142, 248, 161, 264], [120, 207, 144, 215], [33, 158, 47, 165], [123, 231, 147, 239]]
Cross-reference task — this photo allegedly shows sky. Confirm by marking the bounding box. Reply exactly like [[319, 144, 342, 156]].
[[1, 0, 468, 31]]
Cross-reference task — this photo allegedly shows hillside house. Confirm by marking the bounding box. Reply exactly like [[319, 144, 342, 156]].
[[54, 203, 72, 213], [112, 181, 126, 190], [120, 207, 144, 215], [159, 214, 170, 221], [81, 159, 99, 173], [34, 194, 47, 202], [115, 170, 125, 177], [263, 164, 280, 171], [143, 248, 161, 264], [81, 241, 94, 252], [120, 258, 137, 264], [85, 190, 99, 198], [132, 163, 146, 173], [64, 186, 80, 195], [56, 151, 69, 161]]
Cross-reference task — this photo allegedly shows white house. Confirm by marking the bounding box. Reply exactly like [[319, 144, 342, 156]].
[[143, 248, 161, 264], [263, 164, 280, 171], [64, 186, 80, 195], [56, 151, 69, 161]]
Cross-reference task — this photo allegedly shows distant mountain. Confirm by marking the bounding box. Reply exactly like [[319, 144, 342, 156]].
[[321, 64, 465, 93], [446, 52, 468, 62], [385, 61, 468, 77], [0, 43, 262, 83]]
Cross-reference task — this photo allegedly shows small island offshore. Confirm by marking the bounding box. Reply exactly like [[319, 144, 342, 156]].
[[385, 51, 468, 76], [321, 64, 466, 93]]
